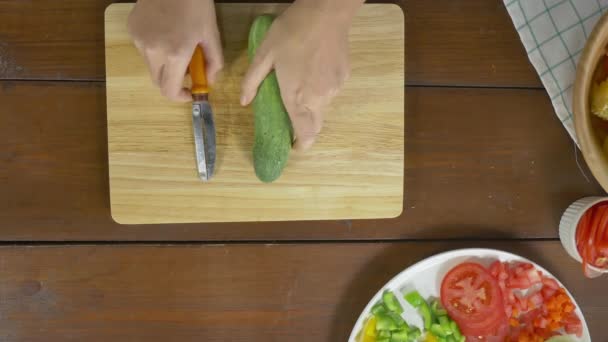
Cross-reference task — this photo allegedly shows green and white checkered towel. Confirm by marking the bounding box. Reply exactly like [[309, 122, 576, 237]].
[[504, 0, 608, 143]]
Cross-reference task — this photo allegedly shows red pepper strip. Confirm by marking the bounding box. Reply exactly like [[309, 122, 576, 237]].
[[589, 206, 608, 273], [590, 206, 605, 243], [595, 205, 608, 244], [579, 207, 603, 277], [592, 207, 608, 268], [576, 207, 593, 249], [577, 208, 593, 272]]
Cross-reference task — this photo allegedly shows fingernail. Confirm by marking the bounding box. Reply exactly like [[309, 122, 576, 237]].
[[240, 94, 248, 106]]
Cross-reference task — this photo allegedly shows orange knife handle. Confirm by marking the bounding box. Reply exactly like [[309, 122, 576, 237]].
[[189, 45, 209, 95]]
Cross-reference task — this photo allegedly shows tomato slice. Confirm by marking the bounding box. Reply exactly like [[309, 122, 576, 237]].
[[440, 262, 506, 336]]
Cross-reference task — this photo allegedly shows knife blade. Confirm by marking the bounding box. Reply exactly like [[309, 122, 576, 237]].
[[189, 45, 216, 181]]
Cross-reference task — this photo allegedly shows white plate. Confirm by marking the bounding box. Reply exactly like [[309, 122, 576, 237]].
[[348, 248, 591, 342]]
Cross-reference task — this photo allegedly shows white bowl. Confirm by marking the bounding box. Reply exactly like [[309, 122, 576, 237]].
[[559, 196, 608, 278]]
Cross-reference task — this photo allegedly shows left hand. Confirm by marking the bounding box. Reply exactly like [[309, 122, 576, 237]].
[[240, 0, 362, 151]]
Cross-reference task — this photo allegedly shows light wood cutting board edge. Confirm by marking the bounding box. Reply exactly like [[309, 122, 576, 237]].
[[104, 3, 405, 224]]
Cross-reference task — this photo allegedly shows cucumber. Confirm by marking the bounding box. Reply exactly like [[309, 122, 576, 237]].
[[248, 14, 293, 183]]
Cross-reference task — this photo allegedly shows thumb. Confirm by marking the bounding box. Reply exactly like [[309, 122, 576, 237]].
[[240, 47, 273, 106], [291, 106, 322, 151]]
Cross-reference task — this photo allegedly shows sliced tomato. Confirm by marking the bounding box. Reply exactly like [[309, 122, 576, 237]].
[[457, 306, 508, 336], [472, 322, 509, 342], [441, 262, 506, 337]]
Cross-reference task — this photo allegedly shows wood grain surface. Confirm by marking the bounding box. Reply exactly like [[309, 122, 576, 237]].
[[1, 82, 602, 240], [105, 3, 404, 224], [0, 242, 604, 341], [0, 0, 539, 88]]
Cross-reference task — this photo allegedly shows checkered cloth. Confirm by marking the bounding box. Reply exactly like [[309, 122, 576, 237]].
[[504, 0, 608, 143]]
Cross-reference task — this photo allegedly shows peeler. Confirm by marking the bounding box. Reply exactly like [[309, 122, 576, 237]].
[[188, 45, 216, 181]]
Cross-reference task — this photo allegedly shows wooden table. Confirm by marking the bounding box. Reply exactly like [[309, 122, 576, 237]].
[[1, 0, 607, 340]]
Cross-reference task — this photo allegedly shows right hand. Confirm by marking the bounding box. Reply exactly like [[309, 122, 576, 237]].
[[127, 0, 224, 102]]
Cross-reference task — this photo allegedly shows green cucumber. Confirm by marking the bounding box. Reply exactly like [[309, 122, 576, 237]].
[[248, 14, 293, 183]]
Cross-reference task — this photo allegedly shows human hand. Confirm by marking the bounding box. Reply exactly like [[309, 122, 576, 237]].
[[240, 0, 363, 151], [127, 0, 223, 102]]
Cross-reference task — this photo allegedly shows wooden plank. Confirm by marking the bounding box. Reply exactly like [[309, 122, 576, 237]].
[[1, 82, 602, 240], [406, 0, 541, 87], [105, 3, 404, 224], [0, 242, 604, 341], [0, 0, 541, 87], [0, 0, 115, 81]]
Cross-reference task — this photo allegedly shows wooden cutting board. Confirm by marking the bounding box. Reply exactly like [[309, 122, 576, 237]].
[[105, 3, 404, 224]]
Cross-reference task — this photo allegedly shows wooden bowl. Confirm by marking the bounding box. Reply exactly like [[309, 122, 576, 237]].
[[574, 12, 608, 191]]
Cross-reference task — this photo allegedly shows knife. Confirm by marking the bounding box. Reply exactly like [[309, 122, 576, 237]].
[[188, 45, 216, 181]]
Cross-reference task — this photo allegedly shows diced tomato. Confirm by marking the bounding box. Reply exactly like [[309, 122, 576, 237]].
[[528, 292, 544, 309], [505, 305, 513, 319], [541, 277, 559, 290], [506, 276, 531, 289], [565, 324, 583, 338], [525, 269, 542, 285], [471, 260, 585, 341], [518, 296, 529, 311], [563, 312, 581, 325], [536, 317, 549, 329], [533, 327, 551, 340], [519, 308, 541, 325], [541, 286, 556, 299], [508, 291, 516, 304]]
